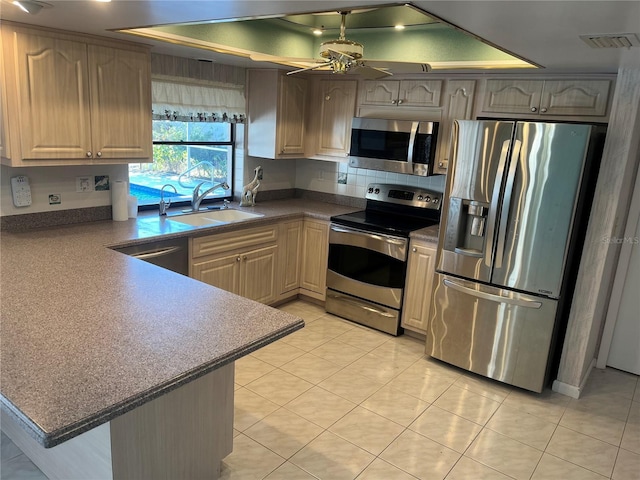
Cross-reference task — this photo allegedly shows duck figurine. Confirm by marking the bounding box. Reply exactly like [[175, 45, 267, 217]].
[[239, 166, 262, 207]]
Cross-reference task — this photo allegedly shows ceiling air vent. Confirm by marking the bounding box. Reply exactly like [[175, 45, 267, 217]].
[[580, 33, 640, 49]]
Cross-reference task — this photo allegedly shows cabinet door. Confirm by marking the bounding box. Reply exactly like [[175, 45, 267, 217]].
[[0, 62, 8, 160], [279, 220, 302, 294], [277, 75, 307, 156], [540, 79, 611, 117], [401, 241, 437, 334], [317, 79, 357, 157], [89, 45, 152, 160], [361, 80, 400, 106], [240, 245, 278, 304], [13, 31, 92, 160], [436, 80, 476, 173], [481, 79, 544, 114], [300, 219, 329, 298], [398, 80, 442, 107], [191, 253, 241, 295]]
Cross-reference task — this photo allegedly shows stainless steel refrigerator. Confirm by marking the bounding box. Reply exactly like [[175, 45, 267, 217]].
[[428, 120, 606, 393]]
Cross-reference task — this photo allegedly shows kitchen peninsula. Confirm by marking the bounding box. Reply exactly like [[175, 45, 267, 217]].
[[0, 200, 360, 479]]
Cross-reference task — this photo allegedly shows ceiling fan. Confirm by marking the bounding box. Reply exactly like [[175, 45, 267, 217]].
[[250, 11, 430, 79]]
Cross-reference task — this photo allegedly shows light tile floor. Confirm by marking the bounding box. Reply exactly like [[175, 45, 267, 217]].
[[2, 299, 639, 480]]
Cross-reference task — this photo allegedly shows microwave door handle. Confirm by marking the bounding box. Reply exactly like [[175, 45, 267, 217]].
[[485, 140, 511, 267], [407, 122, 419, 169], [494, 139, 522, 269]]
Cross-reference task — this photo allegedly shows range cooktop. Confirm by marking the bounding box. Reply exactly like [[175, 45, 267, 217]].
[[331, 183, 442, 237]]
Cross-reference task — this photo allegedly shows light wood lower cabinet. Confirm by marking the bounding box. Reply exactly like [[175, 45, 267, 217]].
[[278, 220, 302, 299], [300, 219, 329, 301], [191, 225, 279, 305], [190, 219, 330, 305], [401, 240, 437, 335]]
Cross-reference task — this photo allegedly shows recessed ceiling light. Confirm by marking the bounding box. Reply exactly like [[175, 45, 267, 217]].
[[394, 25, 406, 30], [95, 0, 112, 2], [12, 0, 52, 15], [313, 28, 324, 36]]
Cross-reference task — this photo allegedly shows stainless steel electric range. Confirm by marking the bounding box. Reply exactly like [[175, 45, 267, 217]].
[[326, 183, 442, 335]]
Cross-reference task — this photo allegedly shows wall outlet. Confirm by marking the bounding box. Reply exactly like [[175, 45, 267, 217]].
[[48, 194, 61, 205], [76, 176, 94, 192]]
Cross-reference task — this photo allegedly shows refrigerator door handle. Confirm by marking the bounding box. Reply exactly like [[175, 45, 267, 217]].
[[443, 278, 543, 309], [407, 121, 419, 166], [484, 140, 511, 267], [495, 139, 522, 268]]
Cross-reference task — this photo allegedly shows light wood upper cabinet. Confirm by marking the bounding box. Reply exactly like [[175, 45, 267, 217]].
[[361, 79, 443, 107], [435, 79, 476, 174], [401, 240, 437, 335], [306, 78, 357, 159], [480, 78, 612, 118], [247, 69, 307, 159], [89, 45, 152, 160], [1, 23, 152, 166]]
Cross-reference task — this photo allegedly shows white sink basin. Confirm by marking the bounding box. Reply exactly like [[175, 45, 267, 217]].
[[167, 209, 264, 227]]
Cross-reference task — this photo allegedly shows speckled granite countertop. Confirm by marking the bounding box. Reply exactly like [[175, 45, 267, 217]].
[[410, 224, 440, 243], [0, 199, 359, 448]]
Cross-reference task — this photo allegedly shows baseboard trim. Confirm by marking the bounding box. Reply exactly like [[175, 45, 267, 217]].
[[552, 357, 596, 398]]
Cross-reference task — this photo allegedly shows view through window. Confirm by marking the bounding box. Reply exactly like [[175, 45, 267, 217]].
[[129, 120, 234, 208]]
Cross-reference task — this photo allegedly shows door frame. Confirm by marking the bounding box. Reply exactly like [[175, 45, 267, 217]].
[[596, 163, 640, 369]]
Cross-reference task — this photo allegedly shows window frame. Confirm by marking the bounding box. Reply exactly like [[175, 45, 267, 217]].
[[134, 121, 236, 211]]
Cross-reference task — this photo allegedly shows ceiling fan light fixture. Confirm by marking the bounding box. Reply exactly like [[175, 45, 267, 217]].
[[319, 39, 363, 59]]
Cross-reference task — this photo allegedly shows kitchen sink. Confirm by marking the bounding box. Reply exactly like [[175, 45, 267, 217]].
[[166, 209, 264, 227]]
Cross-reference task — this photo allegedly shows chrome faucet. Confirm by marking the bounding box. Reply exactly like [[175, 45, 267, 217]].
[[190, 181, 230, 212], [159, 184, 178, 216]]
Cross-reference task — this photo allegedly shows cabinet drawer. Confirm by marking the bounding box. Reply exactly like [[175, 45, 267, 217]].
[[192, 224, 278, 258]]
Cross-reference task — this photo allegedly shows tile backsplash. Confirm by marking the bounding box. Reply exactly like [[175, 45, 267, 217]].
[[295, 158, 446, 198]]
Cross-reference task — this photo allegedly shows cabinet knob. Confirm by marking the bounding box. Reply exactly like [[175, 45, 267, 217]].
[[325, 95, 331, 101], [540, 107, 548, 113], [530, 107, 538, 112], [391, 100, 397, 105], [86, 151, 92, 157], [397, 99, 403, 105], [243, 256, 247, 261], [236, 256, 241, 262], [96, 151, 102, 158], [412, 247, 417, 252]]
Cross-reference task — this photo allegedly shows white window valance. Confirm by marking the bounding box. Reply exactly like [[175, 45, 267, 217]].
[[151, 75, 246, 123]]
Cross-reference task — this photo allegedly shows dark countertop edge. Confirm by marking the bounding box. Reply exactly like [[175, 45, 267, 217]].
[[2, 319, 304, 449]]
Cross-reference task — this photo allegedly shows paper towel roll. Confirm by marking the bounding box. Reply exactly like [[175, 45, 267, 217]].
[[112, 181, 129, 221]]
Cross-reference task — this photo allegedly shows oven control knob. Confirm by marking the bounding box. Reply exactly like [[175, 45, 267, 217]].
[[433, 197, 440, 204], [417, 195, 423, 201], [368, 187, 374, 193], [425, 195, 431, 202], [374, 188, 380, 194]]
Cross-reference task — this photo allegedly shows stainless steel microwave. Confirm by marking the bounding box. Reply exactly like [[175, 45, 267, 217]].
[[348, 118, 439, 176]]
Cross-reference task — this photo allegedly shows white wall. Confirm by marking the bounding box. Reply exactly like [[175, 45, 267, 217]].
[[0, 164, 129, 216]]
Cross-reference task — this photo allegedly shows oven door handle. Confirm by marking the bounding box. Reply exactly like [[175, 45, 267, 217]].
[[330, 224, 408, 261]]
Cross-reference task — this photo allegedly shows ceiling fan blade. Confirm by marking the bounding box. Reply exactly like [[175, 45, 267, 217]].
[[361, 60, 431, 74], [351, 64, 393, 79], [249, 53, 325, 65], [286, 63, 330, 75]]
